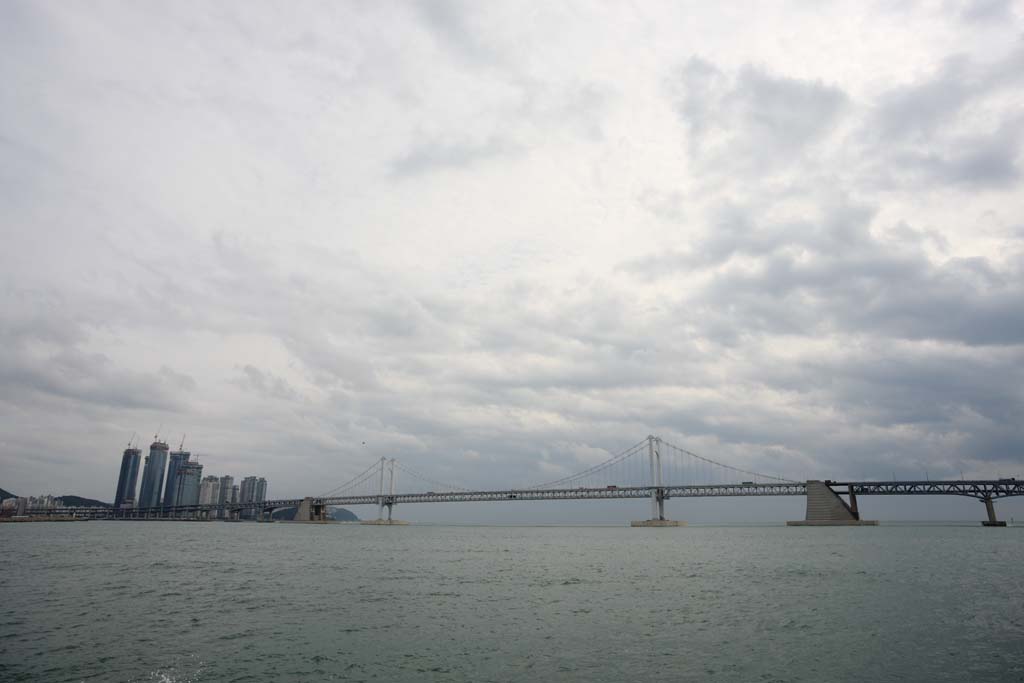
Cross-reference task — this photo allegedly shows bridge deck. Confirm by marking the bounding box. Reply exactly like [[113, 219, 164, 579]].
[[19, 479, 1024, 518]]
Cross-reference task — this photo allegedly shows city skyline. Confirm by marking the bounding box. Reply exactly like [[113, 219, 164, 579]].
[[106, 435, 267, 514], [6, 431, 1021, 525]]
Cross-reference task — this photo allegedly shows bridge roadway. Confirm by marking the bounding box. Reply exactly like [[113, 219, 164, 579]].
[[22, 479, 1024, 520]]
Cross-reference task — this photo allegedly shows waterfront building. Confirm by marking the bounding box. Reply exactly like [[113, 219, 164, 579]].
[[172, 460, 203, 508], [163, 449, 191, 511], [217, 475, 234, 519], [27, 495, 57, 510], [239, 476, 268, 519], [239, 476, 255, 506], [113, 447, 142, 509], [137, 440, 169, 509], [198, 476, 221, 506]]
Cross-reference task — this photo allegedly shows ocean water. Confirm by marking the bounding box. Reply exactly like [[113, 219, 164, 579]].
[[2, 522, 1022, 682]]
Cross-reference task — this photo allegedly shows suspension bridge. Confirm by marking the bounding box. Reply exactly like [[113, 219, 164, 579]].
[[25, 436, 1024, 526]]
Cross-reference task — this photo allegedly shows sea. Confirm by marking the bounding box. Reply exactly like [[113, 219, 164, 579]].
[[2, 521, 1022, 682]]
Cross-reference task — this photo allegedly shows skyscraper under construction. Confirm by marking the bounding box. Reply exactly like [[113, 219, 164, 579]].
[[163, 445, 191, 511], [113, 445, 141, 509], [171, 459, 203, 507], [137, 438, 169, 509]]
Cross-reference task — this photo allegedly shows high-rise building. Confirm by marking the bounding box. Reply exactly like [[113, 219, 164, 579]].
[[163, 449, 191, 511], [217, 475, 234, 519], [137, 440, 169, 509], [199, 476, 221, 506], [239, 476, 256, 519], [172, 460, 203, 508], [239, 476, 256, 505], [113, 447, 142, 509], [240, 476, 268, 519]]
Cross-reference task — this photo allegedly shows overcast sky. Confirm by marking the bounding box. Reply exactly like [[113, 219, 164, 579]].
[[2, 1, 1023, 521]]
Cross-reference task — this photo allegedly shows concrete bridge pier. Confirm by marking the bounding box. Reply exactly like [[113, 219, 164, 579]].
[[788, 481, 878, 526], [982, 497, 1006, 526], [291, 497, 332, 522]]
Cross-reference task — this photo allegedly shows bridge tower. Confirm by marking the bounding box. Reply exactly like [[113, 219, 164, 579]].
[[631, 435, 685, 527], [361, 457, 408, 525]]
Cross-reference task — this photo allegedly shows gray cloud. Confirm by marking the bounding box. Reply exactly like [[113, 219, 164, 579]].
[[391, 135, 518, 177], [234, 365, 299, 401], [638, 195, 1024, 347], [671, 58, 849, 174], [861, 46, 1024, 191], [958, 0, 1017, 23]]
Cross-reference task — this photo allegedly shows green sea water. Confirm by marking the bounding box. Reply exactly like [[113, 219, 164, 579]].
[[2, 522, 1022, 682]]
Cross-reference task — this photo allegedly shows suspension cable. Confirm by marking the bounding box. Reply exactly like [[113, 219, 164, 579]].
[[661, 439, 796, 483], [319, 459, 383, 497], [526, 438, 650, 489], [391, 458, 471, 491]]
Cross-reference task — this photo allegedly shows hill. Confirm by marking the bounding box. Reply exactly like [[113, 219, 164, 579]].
[[271, 506, 359, 521], [0, 487, 14, 501]]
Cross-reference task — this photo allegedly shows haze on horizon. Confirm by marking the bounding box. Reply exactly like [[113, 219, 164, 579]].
[[2, 1, 1024, 522]]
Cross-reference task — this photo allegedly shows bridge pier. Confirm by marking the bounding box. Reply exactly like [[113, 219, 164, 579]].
[[787, 481, 878, 526], [982, 497, 1006, 526], [361, 499, 409, 525], [288, 497, 333, 523]]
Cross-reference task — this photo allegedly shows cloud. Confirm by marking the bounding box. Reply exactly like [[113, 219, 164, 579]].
[[627, 191, 1024, 347], [860, 46, 1024, 190], [958, 0, 1017, 23], [670, 58, 849, 175], [234, 364, 299, 401], [390, 135, 518, 177]]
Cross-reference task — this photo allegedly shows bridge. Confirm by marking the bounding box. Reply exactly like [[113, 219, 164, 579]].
[[23, 436, 1024, 526]]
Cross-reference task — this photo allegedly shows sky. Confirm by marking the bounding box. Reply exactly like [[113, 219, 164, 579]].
[[2, 0, 1023, 522]]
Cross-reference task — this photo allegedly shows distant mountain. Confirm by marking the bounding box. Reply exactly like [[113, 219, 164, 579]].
[[329, 507, 359, 521], [271, 506, 359, 521], [58, 496, 111, 508], [0, 487, 14, 501]]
